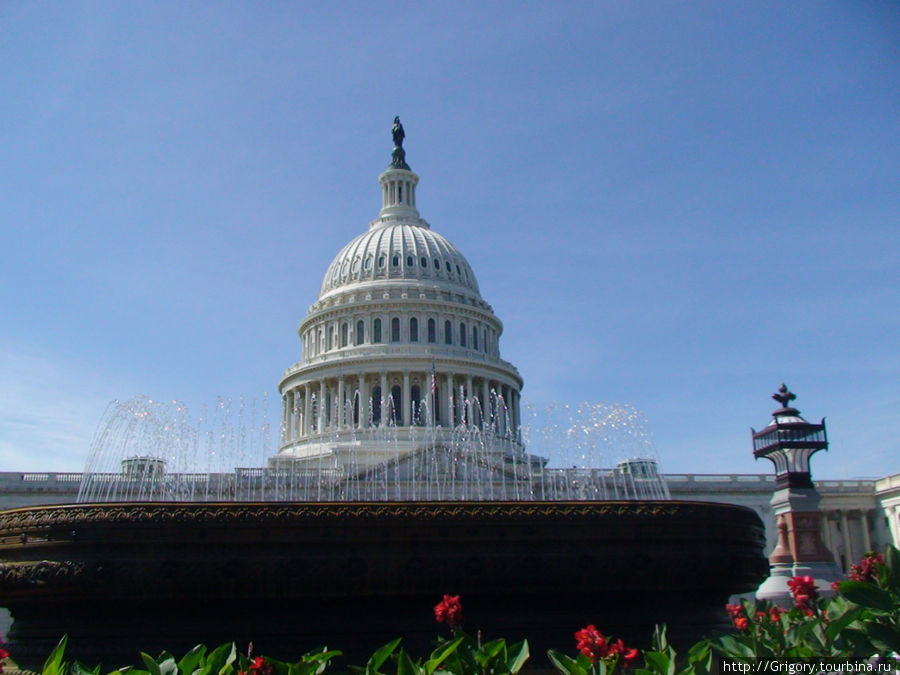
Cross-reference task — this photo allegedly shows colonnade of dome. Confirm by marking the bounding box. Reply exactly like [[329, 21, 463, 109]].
[[273, 131, 525, 469]]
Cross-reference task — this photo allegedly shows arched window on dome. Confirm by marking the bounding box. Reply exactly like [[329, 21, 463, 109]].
[[356, 320, 364, 345], [456, 264, 461, 276], [364, 257, 372, 271], [391, 317, 400, 342], [373, 318, 382, 344], [340, 323, 348, 348], [406, 255, 414, 268], [409, 317, 418, 342], [427, 318, 436, 343], [483, 328, 488, 353], [421, 257, 427, 268], [378, 255, 385, 269], [459, 322, 467, 347], [434, 258, 440, 271], [444, 320, 452, 345], [327, 326, 334, 351], [392, 255, 399, 268], [472, 326, 478, 351], [445, 262, 451, 274]]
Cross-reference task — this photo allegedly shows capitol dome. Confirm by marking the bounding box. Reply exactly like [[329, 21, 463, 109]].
[[273, 121, 528, 474]]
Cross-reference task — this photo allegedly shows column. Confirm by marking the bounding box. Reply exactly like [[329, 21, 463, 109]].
[[402, 372, 410, 427], [840, 510, 853, 571], [821, 511, 835, 562], [282, 393, 290, 442], [357, 374, 366, 429], [465, 375, 473, 426], [318, 379, 326, 433], [304, 383, 312, 436], [380, 372, 388, 426], [861, 510, 872, 554], [445, 373, 454, 426], [481, 379, 490, 428], [337, 378, 345, 429]]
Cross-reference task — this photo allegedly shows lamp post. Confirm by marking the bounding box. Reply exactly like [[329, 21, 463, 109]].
[[752, 384, 841, 603]]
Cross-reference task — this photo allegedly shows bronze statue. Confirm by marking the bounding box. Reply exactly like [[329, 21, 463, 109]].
[[390, 116, 410, 169], [392, 116, 405, 148]]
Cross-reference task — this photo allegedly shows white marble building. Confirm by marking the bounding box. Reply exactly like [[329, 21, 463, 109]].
[[273, 130, 529, 475]]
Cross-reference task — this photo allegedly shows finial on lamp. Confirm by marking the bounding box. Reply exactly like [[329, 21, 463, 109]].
[[772, 383, 797, 410]]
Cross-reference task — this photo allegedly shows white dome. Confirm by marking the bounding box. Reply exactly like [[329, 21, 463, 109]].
[[319, 222, 480, 300]]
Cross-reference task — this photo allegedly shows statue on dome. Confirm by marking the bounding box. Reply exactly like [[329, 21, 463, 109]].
[[392, 116, 405, 147], [390, 116, 410, 170]]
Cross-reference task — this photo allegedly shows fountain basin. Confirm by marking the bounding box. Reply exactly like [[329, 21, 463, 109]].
[[0, 500, 768, 667]]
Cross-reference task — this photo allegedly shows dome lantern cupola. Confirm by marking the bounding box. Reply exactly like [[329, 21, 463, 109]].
[[376, 117, 421, 224]]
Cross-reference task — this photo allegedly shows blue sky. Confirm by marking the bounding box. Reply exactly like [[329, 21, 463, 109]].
[[1, 2, 897, 478]]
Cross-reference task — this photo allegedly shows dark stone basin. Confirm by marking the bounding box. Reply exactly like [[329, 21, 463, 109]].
[[0, 500, 768, 668]]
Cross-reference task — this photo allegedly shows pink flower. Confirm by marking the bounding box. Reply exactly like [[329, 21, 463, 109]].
[[434, 594, 463, 629]]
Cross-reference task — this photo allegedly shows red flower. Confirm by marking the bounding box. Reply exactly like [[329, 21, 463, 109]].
[[622, 647, 640, 665], [769, 606, 785, 623], [0, 646, 7, 675], [574, 626, 639, 667], [575, 625, 608, 663], [434, 594, 463, 629], [734, 617, 749, 631], [849, 552, 885, 583], [787, 576, 819, 613], [725, 604, 745, 619]]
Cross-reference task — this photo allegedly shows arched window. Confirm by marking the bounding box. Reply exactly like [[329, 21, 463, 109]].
[[356, 320, 364, 345], [459, 322, 467, 347], [407, 255, 414, 267], [421, 257, 428, 268], [392, 255, 399, 267], [409, 317, 418, 342], [340, 323, 348, 348], [483, 328, 488, 353], [444, 320, 452, 345], [327, 326, 334, 350], [391, 317, 400, 342], [472, 325, 478, 351], [427, 318, 436, 343], [373, 318, 382, 344], [378, 255, 385, 269]]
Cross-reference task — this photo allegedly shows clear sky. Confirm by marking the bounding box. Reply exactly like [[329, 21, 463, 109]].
[[1, 2, 897, 478]]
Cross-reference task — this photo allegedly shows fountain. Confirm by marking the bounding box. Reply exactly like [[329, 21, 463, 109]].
[[0, 122, 767, 666], [0, 394, 767, 667]]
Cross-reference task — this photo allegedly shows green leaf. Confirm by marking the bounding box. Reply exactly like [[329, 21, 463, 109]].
[[367, 638, 402, 675], [840, 581, 896, 611], [642, 651, 673, 675], [395, 649, 420, 675], [824, 605, 863, 643], [711, 635, 754, 659], [178, 645, 207, 675], [140, 653, 162, 675], [505, 640, 529, 675], [546, 649, 587, 675], [42, 635, 69, 675], [424, 638, 463, 675], [862, 622, 900, 655]]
